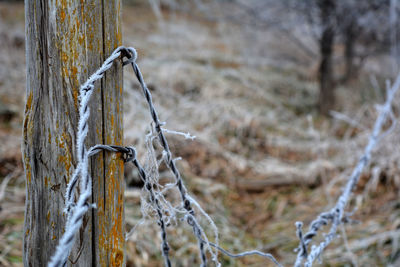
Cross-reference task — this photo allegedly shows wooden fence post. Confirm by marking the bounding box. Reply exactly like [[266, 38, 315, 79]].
[[23, 1, 124, 266]]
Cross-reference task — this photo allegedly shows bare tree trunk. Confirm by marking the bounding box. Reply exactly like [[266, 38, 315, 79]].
[[23, 1, 124, 266], [343, 21, 357, 84], [318, 0, 336, 115], [390, 0, 399, 74]]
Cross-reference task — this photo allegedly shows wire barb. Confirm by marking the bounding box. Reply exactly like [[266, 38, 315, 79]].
[[48, 46, 132, 267], [294, 73, 400, 267], [48, 45, 282, 267], [127, 54, 213, 266], [124, 146, 172, 267]]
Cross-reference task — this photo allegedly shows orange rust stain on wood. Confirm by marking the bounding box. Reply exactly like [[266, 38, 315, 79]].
[[25, 156, 32, 184], [70, 25, 76, 36], [60, 9, 66, 22], [59, 0, 67, 9], [75, 17, 80, 29], [58, 137, 65, 149], [62, 66, 69, 77], [26, 91, 33, 110], [96, 126, 101, 138], [24, 91, 34, 140], [111, 249, 124, 267], [57, 149, 71, 174], [78, 35, 85, 46], [118, 158, 123, 171], [73, 88, 79, 107], [115, 30, 122, 46], [110, 114, 115, 127], [105, 155, 124, 266], [47, 211, 51, 223], [97, 39, 101, 54], [58, 131, 72, 169], [23, 111, 30, 136], [61, 51, 68, 62], [97, 196, 107, 266], [71, 66, 78, 77]]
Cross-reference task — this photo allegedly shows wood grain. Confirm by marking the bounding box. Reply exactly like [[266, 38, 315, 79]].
[[23, 1, 124, 266]]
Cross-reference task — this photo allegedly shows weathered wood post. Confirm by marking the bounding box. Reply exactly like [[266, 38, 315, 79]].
[[23, 0, 124, 265]]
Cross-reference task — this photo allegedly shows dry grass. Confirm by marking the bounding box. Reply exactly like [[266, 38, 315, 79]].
[[0, 2, 399, 266]]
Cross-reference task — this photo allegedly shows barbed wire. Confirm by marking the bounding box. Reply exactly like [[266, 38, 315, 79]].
[[48, 46, 133, 267], [124, 146, 172, 267], [294, 74, 400, 267], [48, 46, 281, 267], [126, 49, 220, 267], [87, 143, 283, 267], [124, 48, 282, 266], [44, 42, 400, 267], [43, 41, 400, 267]]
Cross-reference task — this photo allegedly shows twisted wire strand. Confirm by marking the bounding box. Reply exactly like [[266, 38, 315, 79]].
[[294, 74, 400, 267], [88, 144, 131, 158], [48, 45, 282, 267], [127, 50, 213, 266], [48, 46, 133, 267], [124, 146, 172, 267], [45, 43, 398, 267], [207, 241, 283, 267], [97, 142, 281, 267], [87, 144, 283, 267]]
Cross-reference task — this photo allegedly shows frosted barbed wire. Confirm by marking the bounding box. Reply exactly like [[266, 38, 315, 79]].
[[63, 46, 134, 214], [88, 142, 282, 267], [125, 48, 281, 267], [49, 45, 282, 267], [124, 146, 172, 267], [207, 242, 283, 267], [294, 73, 400, 267], [186, 195, 219, 263], [162, 127, 197, 140], [126, 50, 218, 266], [134, 130, 217, 266], [48, 46, 133, 267], [329, 110, 367, 130]]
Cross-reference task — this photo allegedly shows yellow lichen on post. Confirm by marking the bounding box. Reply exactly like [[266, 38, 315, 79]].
[[95, 1, 125, 265], [105, 154, 125, 266], [22, 91, 33, 185], [24, 0, 124, 265]]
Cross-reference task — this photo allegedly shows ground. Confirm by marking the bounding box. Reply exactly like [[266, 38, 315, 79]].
[[0, 2, 399, 267]]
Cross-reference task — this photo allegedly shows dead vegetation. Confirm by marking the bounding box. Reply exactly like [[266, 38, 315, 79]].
[[0, 2, 399, 266]]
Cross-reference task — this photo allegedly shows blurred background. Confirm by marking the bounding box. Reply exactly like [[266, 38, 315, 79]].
[[1, 0, 400, 266]]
